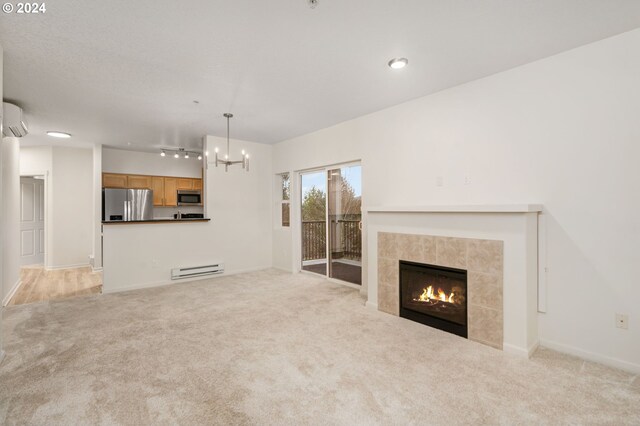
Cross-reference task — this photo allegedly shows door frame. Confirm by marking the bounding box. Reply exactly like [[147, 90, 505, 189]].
[[20, 172, 50, 269], [295, 161, 362, 288]]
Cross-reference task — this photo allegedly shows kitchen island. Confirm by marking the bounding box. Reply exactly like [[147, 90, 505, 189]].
[[102, 219, 219, 293]]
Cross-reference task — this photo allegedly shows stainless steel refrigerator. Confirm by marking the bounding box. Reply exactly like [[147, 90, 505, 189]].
[[103, 188, 154, 221]]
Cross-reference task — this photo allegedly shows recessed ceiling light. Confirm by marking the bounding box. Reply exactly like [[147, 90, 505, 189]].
[[388, 58, 408, 69], [47, 131, 71, 138]]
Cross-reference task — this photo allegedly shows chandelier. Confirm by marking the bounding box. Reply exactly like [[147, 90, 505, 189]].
[[215, 113, 249, 172]]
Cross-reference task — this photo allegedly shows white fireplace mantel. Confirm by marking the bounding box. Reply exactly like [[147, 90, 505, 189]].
[[365, 206, 542, 358], [365, 204, 543, 213]]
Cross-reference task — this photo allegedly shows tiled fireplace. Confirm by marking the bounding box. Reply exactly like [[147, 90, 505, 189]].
[[378, 232, 504, 349], [366, 205, 541, 356]]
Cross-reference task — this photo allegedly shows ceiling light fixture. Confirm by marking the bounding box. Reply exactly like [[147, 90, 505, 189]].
[[159, 148, 203, 160], [388, 57, 408, 69], [215, 113, 249, 172], [47, 131, 71, 138]]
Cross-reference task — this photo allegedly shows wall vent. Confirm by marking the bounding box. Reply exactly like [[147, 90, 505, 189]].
[[171, 263, 224, 280]]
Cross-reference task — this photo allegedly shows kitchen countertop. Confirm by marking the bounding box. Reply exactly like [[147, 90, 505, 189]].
[[102, 218, 210, 225]]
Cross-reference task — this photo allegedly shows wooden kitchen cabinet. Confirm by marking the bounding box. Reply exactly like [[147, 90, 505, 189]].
[[164, 178, 178, 206], [127, 175, 152, 189], [176, 178, 194, 190], [102, 173, 202, 207], [102, 173, 128, 188], [151, 177, 165, 206]]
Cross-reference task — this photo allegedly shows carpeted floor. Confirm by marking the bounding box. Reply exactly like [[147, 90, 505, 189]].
[[0, 269, 638, 425]]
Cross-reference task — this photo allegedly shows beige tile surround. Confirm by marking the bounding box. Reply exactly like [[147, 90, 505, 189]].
[[377, 232, 504, 349]]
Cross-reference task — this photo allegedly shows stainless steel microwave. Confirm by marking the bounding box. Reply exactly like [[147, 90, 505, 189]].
[[177, 190, 202, 206]]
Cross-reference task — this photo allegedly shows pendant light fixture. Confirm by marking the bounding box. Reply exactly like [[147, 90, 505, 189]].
[[215, 113, 249, 172]]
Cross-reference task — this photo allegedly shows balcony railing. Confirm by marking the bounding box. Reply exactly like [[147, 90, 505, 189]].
[[302, 219, 362, 262]]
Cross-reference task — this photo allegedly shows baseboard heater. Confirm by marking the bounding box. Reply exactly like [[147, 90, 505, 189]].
[[171, 263, 224, 280]]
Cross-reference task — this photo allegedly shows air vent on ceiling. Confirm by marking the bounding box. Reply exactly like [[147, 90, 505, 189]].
[[2, 102, 29, 137]]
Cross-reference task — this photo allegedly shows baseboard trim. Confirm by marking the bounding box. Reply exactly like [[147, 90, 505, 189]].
[[271, 266, 293, 273], [2, 279, 22, 306], [365, 300, 378, 311], [46, 263, 91, 271], [539, 338, 640, 374], [102, 266, 272, 294], [495, 341, 540, 358]]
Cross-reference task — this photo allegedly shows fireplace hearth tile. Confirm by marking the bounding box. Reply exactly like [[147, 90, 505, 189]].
[[378, 284, 399, 315], [468, 272, 503, 311], [467, 239, 504, 275], [377, 257, 398, 288], [378, 232, 400, 259], [397, 234, 436, 264], [435, 237, 467, 269], [468, 305, 503, 349]]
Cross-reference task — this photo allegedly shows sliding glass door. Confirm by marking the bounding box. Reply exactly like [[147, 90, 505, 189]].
[[301, 171, 327, 275], [300, 164, 362, 285]]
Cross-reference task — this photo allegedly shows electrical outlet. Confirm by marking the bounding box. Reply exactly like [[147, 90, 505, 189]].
[[436, 176, 444, 187], [615, 313, 629, 330], [464, 175, 472, 185]]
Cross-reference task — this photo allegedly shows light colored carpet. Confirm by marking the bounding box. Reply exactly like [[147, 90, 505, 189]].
[[0, 269, 638, 425]]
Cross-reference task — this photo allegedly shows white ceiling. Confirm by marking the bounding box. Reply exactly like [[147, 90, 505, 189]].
[[2, 0, 640, 150]]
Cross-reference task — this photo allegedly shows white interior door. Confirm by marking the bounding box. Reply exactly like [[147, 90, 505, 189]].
[[20, 176, 45, 266]]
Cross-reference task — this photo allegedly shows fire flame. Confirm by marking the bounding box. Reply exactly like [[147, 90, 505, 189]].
[[416, 285, 455, 304]]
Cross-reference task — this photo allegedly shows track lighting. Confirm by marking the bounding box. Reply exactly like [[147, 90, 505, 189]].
[[159, 148, 204, 160]]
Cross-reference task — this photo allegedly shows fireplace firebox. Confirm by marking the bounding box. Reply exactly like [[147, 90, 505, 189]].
[[399, 261, 468, 338]]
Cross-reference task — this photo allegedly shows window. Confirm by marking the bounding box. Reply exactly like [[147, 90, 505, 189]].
[[280, 173, 290, 227]]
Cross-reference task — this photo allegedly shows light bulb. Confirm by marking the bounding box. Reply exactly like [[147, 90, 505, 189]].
[[224, 154, 228, 160], [205, 151, 209, 156], [185, 153, 189, 159], [241, 149, 245, 155], [174, 153, 179, 159], [214, 147, 218, 153], [160, 151, 166, 157], [197, 154, 202, 160], [246, 154, 249, 159]]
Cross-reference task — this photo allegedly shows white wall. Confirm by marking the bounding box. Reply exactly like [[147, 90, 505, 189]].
[[102, 147, 203, 178], [1, 137, 21, 304], [0, 41, 5, 361], [51, 147, 94, 268], [102, 136, 273, 292], [272, 29, 640, 371], [92, 145, 102, 269], [20, 146, 94, 269]]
